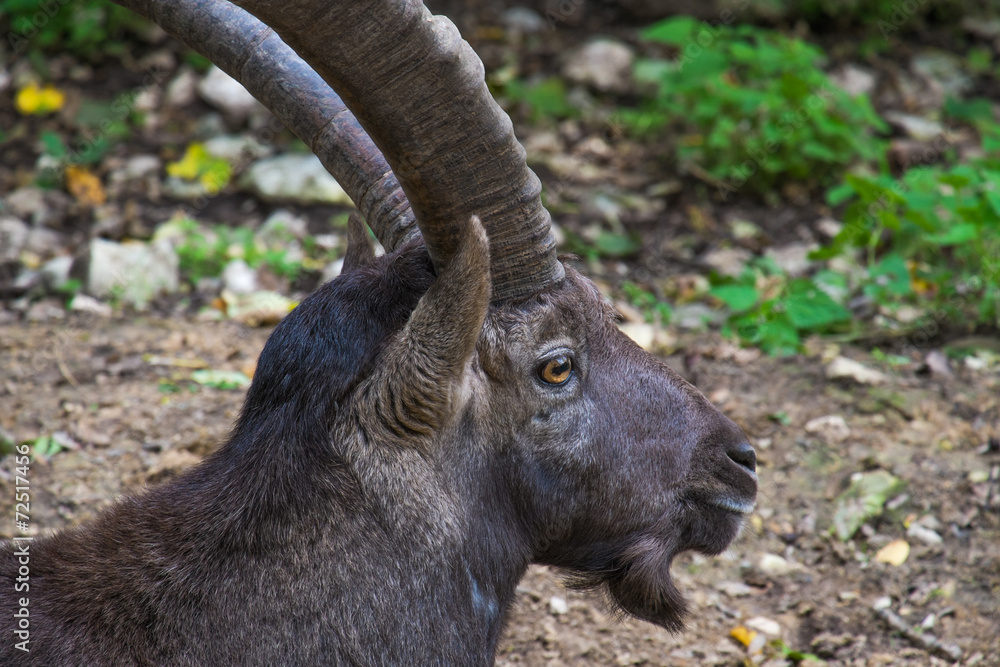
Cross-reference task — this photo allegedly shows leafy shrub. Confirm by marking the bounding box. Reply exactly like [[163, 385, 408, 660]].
[[817, 158, 1000, 328], [1, 0, 147, 57], [502, 76, 579, 123], [709, 258, 851, 356], [622, 17, 887, 194]]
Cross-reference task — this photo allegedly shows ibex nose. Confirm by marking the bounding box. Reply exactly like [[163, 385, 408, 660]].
[[726, 442, 756, 474]]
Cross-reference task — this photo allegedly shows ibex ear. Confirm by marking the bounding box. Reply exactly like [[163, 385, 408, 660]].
[[342, 211, 376, 274], [367, 216, 491, 438]]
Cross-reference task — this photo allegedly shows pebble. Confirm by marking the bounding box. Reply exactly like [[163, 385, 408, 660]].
[[25, 300, 65, 322], [197, 66, 265, 122], [906, 522, 943, 545], [826, 356, 888, 385], [756, 552, 805, 577], [716, 581, 755, 598], [87, 238, 179, 309], [804, 415, 851, 443], [501, 7, 546, 33], [165, 66, 198, 107], [548, 596, 569, 615], [745, 616, 781, 637], [222, 259, 258, 295], [562, 39, 635, 93], [883, 111, 944, 142], [702, 247, 752, 278], [763, 242, 817, 278], [39, 255, 73, 290], [260, 209, 309, 241], [118, 154, 162, 181], [0, 217, 28, 262], [70, 294, 113, 317], [829, 63, 877, 98], [204, 134, 273, 164], [243, 154, 353, 205]]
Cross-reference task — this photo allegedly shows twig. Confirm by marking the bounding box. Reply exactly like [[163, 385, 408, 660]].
[[55, 349, 79, 387], [875, 607, 963, 662]]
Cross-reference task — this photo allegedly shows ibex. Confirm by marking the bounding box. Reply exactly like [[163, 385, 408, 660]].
[[1, 0, 757, 664]]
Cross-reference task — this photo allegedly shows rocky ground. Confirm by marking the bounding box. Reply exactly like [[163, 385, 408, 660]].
[[2, 1, 1000, 665]]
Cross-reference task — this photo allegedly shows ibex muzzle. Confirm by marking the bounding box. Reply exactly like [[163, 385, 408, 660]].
[[0, 0, 756, 664]]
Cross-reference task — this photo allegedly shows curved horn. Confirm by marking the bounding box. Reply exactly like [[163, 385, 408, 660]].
[[229, 0, 565, 301], [110, 0, 418, 251]]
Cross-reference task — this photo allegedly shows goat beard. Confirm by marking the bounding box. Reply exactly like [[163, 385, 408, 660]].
[[563, 534, 688, 633]]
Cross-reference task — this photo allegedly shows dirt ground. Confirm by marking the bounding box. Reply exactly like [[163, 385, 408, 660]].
[[2, 314, 998, 666]]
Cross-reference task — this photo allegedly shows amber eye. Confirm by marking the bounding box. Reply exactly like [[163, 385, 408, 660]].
[[538, 355, 573, 385]]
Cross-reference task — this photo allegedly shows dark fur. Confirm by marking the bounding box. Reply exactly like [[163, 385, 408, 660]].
[[1, 228, 756, 665]]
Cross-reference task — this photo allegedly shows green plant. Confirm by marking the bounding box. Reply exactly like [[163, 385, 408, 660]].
[[2, 0, 147, 58], [623, 17, 886, 194], [709, 258, 851, 356], [621, 281, 673, 323], [817, 157, 1000, 330], [502, 76, 579, 123], [166, 217, 340, 285]]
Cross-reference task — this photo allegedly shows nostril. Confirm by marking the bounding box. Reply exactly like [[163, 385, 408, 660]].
[[727, 442, 756, 473]]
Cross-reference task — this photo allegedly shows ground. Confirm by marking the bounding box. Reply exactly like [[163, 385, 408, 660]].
[[2, 1, 1000, 665], [1, 315, 997, 665]]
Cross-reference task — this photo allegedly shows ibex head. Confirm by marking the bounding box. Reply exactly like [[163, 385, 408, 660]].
[[2, 0, 756, 663], [229, 0, 757, 634]]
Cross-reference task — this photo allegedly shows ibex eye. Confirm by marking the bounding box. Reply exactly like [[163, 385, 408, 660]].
[[538, 355, 573, 385]]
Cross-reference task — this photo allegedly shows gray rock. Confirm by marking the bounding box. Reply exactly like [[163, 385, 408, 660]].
[[702, 247, 751, 278], [204, 134, 273, 164], [243, 154, 353, 205], [501, 7, 546, 33], [884, 111, 944, 142], [260, 209, 309, 241], [25, 226, 65, 257], [3, 187, 72, 228], [197, 66, 266, 122], [829, 64, 877, 98], [221, 259, 258, 295], [87, 238, 179, 309], [25, 300, 65, 322], [563, 39, 635, 93], [825, 356, 888, 385], [673, 303, 726, 331], [804, 414, 851, 443], [764, 242, 817, 278], [911, 50, 973, 98], [40, 255, 73, 290], [118, 154, 162, 181], [166, 67, 198, 107], [0, 217, 28, 262], [70, 294, 113, 317]]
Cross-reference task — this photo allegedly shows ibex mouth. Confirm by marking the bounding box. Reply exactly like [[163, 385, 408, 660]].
[[705, 496, 757, 515]]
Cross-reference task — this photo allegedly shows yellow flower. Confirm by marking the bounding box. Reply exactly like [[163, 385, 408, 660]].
[[15, 83, 65, 116]]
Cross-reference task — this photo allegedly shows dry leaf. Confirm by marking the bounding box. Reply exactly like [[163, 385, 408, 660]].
[[66, 166, 107, 206], [730, 625, 757, 648], [875, 539, 910, 566]]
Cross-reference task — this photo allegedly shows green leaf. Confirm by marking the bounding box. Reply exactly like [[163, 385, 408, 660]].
[[641, 15, 701, 46], [784, 279, 851, 330], [867, 254, 912, 298], [190, 369, 251, 390], [928, 222, 979, 246], [709, 285, 759, 312], [594, 232, 640, 258]]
